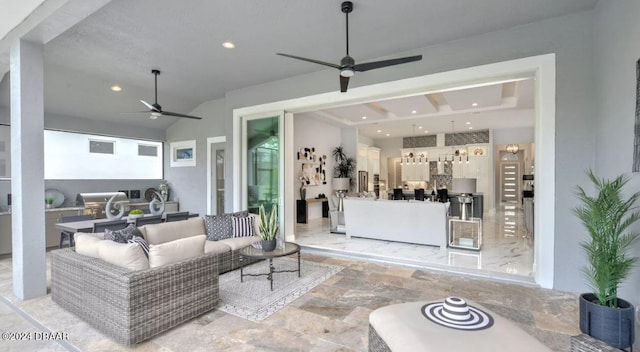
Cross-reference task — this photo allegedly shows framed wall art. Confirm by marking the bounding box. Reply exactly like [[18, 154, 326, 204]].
[[170, 140, 196, 167]]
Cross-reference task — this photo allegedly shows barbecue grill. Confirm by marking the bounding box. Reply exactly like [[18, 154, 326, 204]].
[[76, 192, 130, 219]]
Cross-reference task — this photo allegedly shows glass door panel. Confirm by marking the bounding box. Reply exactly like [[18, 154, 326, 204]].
[[215, 149, 225, 215], [246, 116, 280, 214]]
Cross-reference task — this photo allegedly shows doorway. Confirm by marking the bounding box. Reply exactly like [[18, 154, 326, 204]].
[[233, 54, 556, 288], [207, 136, 226, 215]]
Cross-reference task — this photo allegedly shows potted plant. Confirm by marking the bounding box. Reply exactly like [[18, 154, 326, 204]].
[[128, 209, 144, 219], [574, 170, 639, 349], [331, 145, 355, 212], [258, 203, 279, 251], [45, 196, 55, 209]]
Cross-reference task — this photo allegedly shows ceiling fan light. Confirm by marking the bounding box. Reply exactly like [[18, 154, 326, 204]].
[[340, 68, 354, 77], [150, 112, 162, 119]]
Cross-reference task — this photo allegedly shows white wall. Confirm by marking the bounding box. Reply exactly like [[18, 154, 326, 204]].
[[166, 10, 597, 292], [593, 2, 640, 347], [492, 126, 534, 144], [294, 114, 342, 219]]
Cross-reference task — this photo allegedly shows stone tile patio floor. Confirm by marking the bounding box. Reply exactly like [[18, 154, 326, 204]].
[[0, 252, 579, 351]]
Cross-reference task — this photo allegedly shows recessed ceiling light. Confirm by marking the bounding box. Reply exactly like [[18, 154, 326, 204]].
[[424, 130, 429, 134], [418, 126, 423, 129], [471, 102, 478, 107], [377, 129, 382, 133], [362, 116, 367, 120], [469, 127, 473, 130], [386, 133, 390, 137], [110, 85, 122, 92], [466, 122, 471, 125], [222, 41, 235, 49], [411, 110, 417, 114]]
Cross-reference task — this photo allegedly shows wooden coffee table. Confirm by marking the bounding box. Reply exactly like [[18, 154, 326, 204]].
[[239, 242, 301, 291]]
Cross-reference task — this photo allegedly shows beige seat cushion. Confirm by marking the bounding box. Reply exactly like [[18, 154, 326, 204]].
[[97, 240, 150, 271], [143, 217, 205, 245], [74, 232, 104, 258], [148, 235, 206, 268], [369, 301, 552, 352], [205, 240, 231, 254], [218, 236, 261, 250]]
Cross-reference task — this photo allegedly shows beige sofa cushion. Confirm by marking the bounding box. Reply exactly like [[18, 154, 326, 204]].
[[143, 217, 205, 245], [218, 236, 261, 250], [148, 235, 206, 268], [97, 240, 150, 271], [205, 240, 231, 254], [74, 232, 104, 258]]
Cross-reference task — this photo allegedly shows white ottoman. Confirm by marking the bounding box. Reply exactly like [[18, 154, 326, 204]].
[[369, 300, 552, 352]]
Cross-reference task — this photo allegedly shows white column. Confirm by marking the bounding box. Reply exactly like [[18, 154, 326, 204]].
[[10, 39, 46, 300]]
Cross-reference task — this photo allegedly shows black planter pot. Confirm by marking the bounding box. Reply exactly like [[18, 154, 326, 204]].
[[579, 293, 635, 349], [261, 239, 276, 251]]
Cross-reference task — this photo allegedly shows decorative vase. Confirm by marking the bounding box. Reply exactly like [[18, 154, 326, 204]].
[[579, 293, 635, 349], [300, 184, 306, 200], [261, 239, 277, 251]]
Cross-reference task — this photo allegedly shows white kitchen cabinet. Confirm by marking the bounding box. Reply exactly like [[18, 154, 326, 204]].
[[357, 144, 368, 172]]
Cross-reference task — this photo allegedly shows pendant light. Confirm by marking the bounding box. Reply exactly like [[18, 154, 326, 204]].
[[506, 144, 519, 154]]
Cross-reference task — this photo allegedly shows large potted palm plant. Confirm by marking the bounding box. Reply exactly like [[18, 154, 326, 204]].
[[574, 171, 639, 349], [331, 145, 355, 212]]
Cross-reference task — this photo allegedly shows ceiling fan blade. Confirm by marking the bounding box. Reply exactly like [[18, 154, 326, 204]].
[[140, 100, 159, 112], [340, 75, 350, 93], [161, 110, 203, 120], [353, 55, 422, 72], [277, 53, 342, 69]]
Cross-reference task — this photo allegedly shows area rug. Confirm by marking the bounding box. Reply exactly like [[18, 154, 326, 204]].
[[217, 258, 343, 322]]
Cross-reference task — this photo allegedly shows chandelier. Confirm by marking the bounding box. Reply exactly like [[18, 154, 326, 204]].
[[506, 144, 519, 154]]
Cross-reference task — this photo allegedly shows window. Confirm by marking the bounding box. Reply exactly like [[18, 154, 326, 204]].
[[138, 144, 158, 157], [89, 139, 115, 154]]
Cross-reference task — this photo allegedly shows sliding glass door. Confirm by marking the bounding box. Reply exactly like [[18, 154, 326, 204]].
[[243, 113, 284, 218]]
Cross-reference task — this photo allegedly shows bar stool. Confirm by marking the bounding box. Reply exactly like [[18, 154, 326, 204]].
[[165, 212, 189, 222], [393, 188, 403, 200], [414, 188, 425, 201], [59, 214, 93, 248]]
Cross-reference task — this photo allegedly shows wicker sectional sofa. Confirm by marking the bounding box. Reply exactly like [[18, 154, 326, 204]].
[[51, 216, 262, 345]]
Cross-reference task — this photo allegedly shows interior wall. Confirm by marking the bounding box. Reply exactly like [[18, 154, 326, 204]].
[[492, 127, 534, 145], [373, 137, 404, 190], [293, 114, 342, 219], [168, 9, 596, 292], [593, 2, 640, 346], [164, 98, 226, 217]]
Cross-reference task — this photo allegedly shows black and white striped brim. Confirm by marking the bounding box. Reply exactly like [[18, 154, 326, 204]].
[[421, 297, 494, 331]]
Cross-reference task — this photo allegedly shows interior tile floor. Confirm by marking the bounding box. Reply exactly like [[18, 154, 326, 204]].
[[0, 251, 578, 351], [294, 202, 535, 286]]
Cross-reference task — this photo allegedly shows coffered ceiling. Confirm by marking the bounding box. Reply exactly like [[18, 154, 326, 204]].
[[0, 0, 596, 130], [298, 78, 535, 139]]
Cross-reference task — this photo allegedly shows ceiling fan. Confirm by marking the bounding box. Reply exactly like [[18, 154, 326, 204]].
[[277, 1, 422, 93], [137, 69, 202, 120]]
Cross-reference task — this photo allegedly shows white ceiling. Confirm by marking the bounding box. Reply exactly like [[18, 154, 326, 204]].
[[298, 78, 535, 139], [0, 0, 597, 130]]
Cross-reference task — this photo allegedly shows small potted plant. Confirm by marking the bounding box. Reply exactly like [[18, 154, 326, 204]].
[[128, 209, 144, 219], [331, 145, 355, 212], [258, 203, 279, 251], [45, 196, 55, 209], [574, 170, 639, 349]]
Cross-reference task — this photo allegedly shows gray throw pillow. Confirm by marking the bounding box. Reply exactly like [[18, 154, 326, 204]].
[[233, 210, 249, 218], [104, 224, 144, 243], [204, 214, 233, 241]]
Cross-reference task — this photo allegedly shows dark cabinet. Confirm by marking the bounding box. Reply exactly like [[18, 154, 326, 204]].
[[296, 198, 329, 223]]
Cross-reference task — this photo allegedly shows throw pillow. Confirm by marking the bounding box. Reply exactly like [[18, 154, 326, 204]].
[[148, 235, 206, 268], [128, 235, 150, 258], [233, 210, 249, 218], [97, 240, 150, 271], [103, 224, 144, 243], [232, 216, 255, 237], [204, 214, 233, 241], [74, 232, 104, 258]]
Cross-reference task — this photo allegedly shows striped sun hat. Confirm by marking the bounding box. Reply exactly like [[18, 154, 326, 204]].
[[421, 297, 494, 331]]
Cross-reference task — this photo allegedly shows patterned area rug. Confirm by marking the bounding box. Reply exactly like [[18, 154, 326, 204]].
[[217, 258, 343, 322]]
